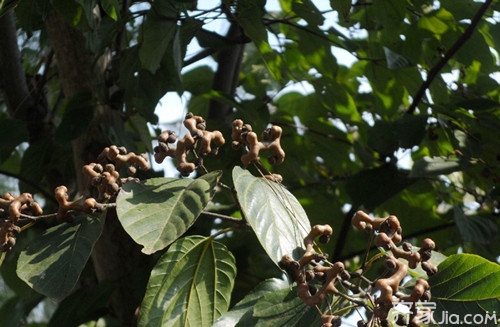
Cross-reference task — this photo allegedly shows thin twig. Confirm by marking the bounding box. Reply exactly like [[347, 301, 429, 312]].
[[209, 226, 233, 239], [271, 121, 353, 146], [406, 0, 494, 115], [0, 169, 55, 203], [201, 210, 250, 229], [19, 212, 57, 221]]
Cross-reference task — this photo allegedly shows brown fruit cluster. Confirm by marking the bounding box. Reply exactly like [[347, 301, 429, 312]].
[[82, 145, 150, 202], [154, 113, 225, 176], [231, 119, 285, 166], [280, 224, 343, 305], [353, 211, 437, 327], [280, 211, 439, 327], [54, 186, 101, 222], [0, 193, 43, 251]]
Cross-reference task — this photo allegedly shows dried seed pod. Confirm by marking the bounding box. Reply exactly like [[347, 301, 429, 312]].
[[375, 256, 408, 308], [402, 242, 413, 252], [418, 238, 435, 262], [232, 119, 285, 165], [55, 186, 98, 222], [421, 261, 438, 276], [6, 193, 42, 223], [321, 315, 341, 327]]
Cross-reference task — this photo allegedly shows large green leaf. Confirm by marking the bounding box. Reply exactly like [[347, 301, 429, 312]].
[[139, 15, 177, 73], [453, 206, 499, 244], [138, 235, 236, 327], [116, 171, 221, 254], [345, 164, 415, 211], [429, 254, 500, 327], [48, 281, 115, 327], [330, 0, 351, 22], [236, 0, 283, 81], [213, 278, 289, 327], [232, 166, 311, 265], [409, 156, 469, 178], [19, 139, 51, 194], [235, 283, 324, 326], [368, 114, 428, 155], [100, 0, 120, 21], [17, 214, 105, 300]]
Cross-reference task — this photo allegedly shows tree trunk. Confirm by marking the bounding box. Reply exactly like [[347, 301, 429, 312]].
[[45, 9, 151, 325], [208, 21, 245, 127]]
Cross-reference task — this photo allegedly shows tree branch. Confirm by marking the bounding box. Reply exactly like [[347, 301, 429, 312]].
[[406, 0, 494, 115], [0, 11, 47, 140], [207, 21, 246, 126], [0, 169, 55, 203], [0, 11, 32, 118]]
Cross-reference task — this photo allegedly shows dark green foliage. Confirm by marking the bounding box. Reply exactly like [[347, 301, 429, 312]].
[[1, 0, 500, 326]]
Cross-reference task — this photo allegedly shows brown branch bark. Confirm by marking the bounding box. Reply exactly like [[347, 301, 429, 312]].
[[406, 0, 494, 115], [0, 11, 32, 117], [207, 21, 245, 126], [0, 11, 47, 140]]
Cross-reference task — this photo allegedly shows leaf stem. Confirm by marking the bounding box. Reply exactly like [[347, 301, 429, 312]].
[[201, 210, 250, 229], [209, 227, 233, 239]]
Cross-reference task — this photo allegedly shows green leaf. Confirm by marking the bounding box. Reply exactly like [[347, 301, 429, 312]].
[[48, 281, 115, 327], [116, 171, 221, 254], [0, 118, 28, 163], [442, 0, 481, 21], [0, 0, 20, 17], [100, 0, 120, 21], [418, 10, 451, 35], [236, 284, 324, 326], [139, 15, 177, 73], [346, 164, 415, 211], [368, 114, 428, 155], [54, 91, 94, 141], [454, 98, 500, 111], [1, 229, 43, 299], [232, 166, 311, 265], [429, 254, 500, 326], [383, 46, 412, 70], [195, 28, 231, 49], [19, 139, 51, 193], [213, 278, 289, 327], [128, 114, 153, 153], [330, 0, 351, 22], [409, 156, 469, 178], [183, 65, 214, 95], [0, 295, 44, 327], [52, 0, 84, 26], [292, 0, 323, 26], [138, 235, 236, 327], [453, 206, 499, 244], [17, 214, 105, 301], [172, 25, 183, 92], [236, 0, 283, 81], [13, 0, 50, 32]]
